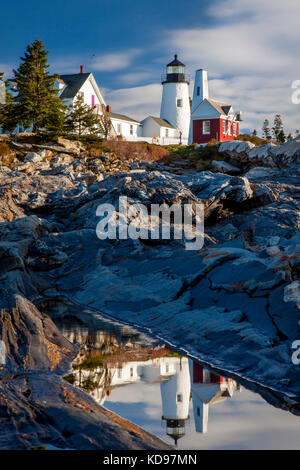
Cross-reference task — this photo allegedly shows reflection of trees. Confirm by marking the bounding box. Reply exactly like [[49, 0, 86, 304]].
[[64, 325, 174, 396]]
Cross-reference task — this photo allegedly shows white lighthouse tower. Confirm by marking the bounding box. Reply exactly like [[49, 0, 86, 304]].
[[160, 357, 191, 446], [160, 55, 191, 145]]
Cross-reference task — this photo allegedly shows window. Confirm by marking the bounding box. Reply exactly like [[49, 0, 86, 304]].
[[233, 122, 237, 137], [117, 369, 122, 379], [165, 128, 169, 138], [197, 86, 200, 96], [223, 120, 226, 135], [130, 124, 133, 135], [130, 367, 134, 377], [177, 98, 183, 107], [197, 407, 200, 417], [117, 123, 122, 134], [166, 363, 169, 373], [228, 121, 231, 136], [203, 120, 210, 135], [177, 394, 183, 403]]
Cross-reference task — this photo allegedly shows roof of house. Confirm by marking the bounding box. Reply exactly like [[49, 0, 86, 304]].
[[206, 99, 233, 116], [59, 72, 91, 99], [108, 112, 140, 124], [143, 116, 175, 129]]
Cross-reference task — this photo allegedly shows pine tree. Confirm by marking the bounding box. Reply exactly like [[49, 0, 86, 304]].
[[44, 105, 68, 138], [252, 129, 257, 136], [12, 39, 64, 133], [277, 129, 286, 144], [272, 114, 284, 141], [66, 94, 99, 136], [262, 119, 271, 139]]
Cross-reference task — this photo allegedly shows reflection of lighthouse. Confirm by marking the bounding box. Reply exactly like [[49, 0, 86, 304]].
[[189, 360, 240, 434], [160, 357, 191, 446]]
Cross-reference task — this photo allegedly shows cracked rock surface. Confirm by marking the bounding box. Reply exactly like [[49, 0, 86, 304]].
[[0, 138, 299, 448]]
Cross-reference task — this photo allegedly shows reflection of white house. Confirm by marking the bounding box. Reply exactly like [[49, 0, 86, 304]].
[[189, 360, 240, 434], [73, 356, 179, 406]]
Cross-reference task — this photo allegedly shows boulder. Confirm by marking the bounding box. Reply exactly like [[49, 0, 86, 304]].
[[211, 160, 241, 174]]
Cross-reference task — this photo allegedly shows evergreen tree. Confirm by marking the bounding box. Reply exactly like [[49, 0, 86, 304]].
[[12, 39, 64, 133], [66, 94, 99, 136], [252, 129, 257, 136], [44, 105, 68, 138], [277, 129, 286, 144], [287, 133, 293, 141], [272, 114, 284, 141], [262, 119, 271, 139]]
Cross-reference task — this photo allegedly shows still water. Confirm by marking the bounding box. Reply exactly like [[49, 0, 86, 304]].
[[54, 313, 300, 450]]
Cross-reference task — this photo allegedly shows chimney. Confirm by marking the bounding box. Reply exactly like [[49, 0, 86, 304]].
[[106, 105, 111, 113], [80, 65, 84, 74], [191, 69, 209, 113]]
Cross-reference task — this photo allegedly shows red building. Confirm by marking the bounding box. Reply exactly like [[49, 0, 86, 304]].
[[189, 69, 242, 144]]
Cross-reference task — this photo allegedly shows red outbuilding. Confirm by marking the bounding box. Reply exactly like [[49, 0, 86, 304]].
[[189, 69, 242, 144]]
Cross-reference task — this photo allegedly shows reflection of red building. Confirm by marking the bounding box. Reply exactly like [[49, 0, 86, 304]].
[[189, 361, 240, 434], [189, 69, 242, 144]]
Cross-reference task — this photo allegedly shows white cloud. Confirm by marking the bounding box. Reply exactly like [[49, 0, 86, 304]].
[[91, 49, 142, 72], [164, 0, 300, 134], [104, 83, 162, 121], [118, 71, 154, 85], [0, 63, 14, 78]]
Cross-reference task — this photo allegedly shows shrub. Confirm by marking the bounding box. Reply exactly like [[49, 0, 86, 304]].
[[0, 142, 11, 156], [102, 139, 170, 162], [235, 134, 268, 146]]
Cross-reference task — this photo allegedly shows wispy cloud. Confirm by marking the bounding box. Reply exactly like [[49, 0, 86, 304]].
[[0, 63, 14, 78], [90, 49, 142, 72], [104, 83, 162, 121]]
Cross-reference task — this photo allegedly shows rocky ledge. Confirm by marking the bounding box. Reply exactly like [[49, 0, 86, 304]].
[[0, 138, 299, 448]]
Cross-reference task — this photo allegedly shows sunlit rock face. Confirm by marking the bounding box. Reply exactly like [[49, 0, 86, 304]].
[[0, 137, 299, 448]]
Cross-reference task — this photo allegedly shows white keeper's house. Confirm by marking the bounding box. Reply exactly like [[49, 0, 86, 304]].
[[1, 55, 241, 145], [53, 62, 186, 144]]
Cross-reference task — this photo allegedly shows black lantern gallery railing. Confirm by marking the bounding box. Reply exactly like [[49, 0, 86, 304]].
[[161, 73, 190, 84]]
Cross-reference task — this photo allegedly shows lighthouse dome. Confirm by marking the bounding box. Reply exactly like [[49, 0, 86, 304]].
[[167, 54, 185, 68]]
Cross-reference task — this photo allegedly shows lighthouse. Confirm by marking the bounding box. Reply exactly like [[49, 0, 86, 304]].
[[160, 55, 191, 145]]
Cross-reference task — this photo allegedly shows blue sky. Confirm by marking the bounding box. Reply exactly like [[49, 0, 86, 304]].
[[1, 0, 300, 134]]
